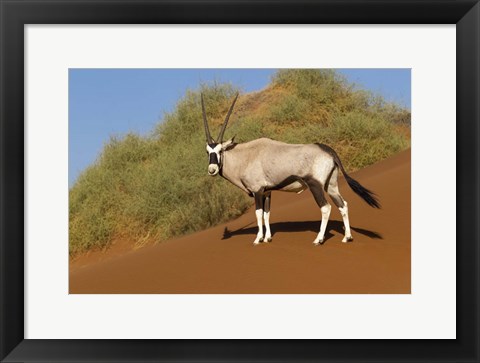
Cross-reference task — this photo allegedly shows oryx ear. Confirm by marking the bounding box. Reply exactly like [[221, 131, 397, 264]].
[[221, 136, 236, 150]]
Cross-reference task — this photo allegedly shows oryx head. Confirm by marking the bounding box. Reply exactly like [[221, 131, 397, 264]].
[[202, 93, 238, 176]]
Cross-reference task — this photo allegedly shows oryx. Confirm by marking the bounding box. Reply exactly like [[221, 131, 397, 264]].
[[202, 93, 380, 246]]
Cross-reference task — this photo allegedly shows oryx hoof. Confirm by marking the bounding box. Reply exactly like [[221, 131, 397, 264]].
[[264, 237, 272, 243], [313, 239, 324, 246], [342, 236, 354, 243], [253, 238, 264, 245]]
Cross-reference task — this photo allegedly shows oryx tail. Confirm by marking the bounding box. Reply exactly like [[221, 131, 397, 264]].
[[318, 143, 381, 209]]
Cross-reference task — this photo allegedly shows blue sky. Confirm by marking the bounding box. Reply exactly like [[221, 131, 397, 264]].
[[69, 68, 411, 186]]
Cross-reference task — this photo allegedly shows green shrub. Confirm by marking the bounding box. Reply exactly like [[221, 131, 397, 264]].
[[268, 93, 308, 125]]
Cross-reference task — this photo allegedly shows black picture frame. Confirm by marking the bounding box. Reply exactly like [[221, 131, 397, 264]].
[[1, 1, 478, 362]]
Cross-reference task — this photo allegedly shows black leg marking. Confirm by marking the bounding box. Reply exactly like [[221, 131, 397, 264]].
[[263, 193, 271, 213], [323, 166, 335, 192], [305, 178, 328, 208], [254, 189, 264, 210], [329, 194, 345, 208]]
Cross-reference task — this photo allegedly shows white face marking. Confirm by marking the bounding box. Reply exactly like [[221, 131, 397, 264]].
[[206, 144, 222, 176], [206, 144, 222, 153]]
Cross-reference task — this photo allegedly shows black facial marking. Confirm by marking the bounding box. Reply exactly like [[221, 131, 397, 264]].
[[209, 152, 219, 165]]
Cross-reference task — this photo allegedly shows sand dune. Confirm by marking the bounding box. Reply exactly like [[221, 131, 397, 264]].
[[70, 150, 410, 294]]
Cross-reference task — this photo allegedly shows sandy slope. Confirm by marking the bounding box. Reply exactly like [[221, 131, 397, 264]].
[[70, 150, 411, 294]]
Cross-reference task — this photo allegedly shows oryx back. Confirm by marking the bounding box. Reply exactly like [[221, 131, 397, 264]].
[[224, 138, 335, 195]]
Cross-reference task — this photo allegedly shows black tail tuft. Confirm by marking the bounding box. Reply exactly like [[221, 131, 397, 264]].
[[316, 143, 381, 209], [344, 174, 381, 208]]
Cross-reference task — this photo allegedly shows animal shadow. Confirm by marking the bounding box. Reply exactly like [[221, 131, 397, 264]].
[[222, 220, 382, 241]]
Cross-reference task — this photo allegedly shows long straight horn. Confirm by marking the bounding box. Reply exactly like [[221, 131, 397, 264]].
[[217, 93, 239, 143], [201, 93, 214, 144]]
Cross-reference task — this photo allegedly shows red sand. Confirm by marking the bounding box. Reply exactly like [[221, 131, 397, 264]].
[[70, 150, 411, 294]]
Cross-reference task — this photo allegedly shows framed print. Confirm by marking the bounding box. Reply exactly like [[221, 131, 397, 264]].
[[1, 0, 479, 362], [66, 67, 411, 295]]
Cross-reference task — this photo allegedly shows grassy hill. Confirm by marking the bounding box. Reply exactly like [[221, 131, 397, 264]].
[[69, 69, 410, 255]]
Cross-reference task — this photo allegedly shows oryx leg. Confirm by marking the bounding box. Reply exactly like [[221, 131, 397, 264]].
[[306, 179, 331, 245], [263, 193, 272, 242], [253, 191, 265, 245], [327, 168, 353, 242]]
